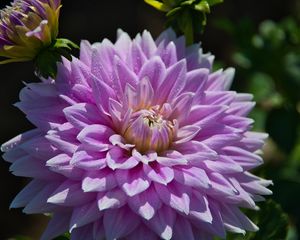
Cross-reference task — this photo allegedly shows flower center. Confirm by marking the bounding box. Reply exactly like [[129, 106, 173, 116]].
[[124, 108, 176, 153]]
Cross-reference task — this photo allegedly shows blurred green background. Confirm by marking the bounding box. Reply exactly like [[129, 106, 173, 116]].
[[0, 0, 299, 239]]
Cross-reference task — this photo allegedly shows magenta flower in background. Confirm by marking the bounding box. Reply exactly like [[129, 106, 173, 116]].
[[2, 29, 272, 240], [0, 0, 61, 63]]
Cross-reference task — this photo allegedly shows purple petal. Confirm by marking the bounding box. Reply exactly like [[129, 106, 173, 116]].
[[69, 201, 101, 231], [157, 150, 188, 167], [173, 217, 195, 240], [174, 166, 210, 189], [71, 150, 107, 170], [23, 183, 59, 214], [143, 163, 174, 185], [97, 188, 127, 210], [10, 180, 45, 209], [41, 212, 71, 240], [82, 168, 117, 192], [115, 166, 150, 197], [159, 41, 177, 67], [223, 146, 263, 170], [79, 40, 93, 67], [128, 185, 162, 220], [77, 124, 114, 152], [189, 191, 213, 223], [115, 29, 132, 59], [175, 125, 201, 144], [138, 56, 166, 91], [47, 180, 94, 206], [91, 75, 116, 114], [139, 30, 157, 58], [103, 207, 140, 239], [147, 205, 176, 240], [126, 224, 159, 240], [156, 59, 187, 103], [10, 155, 60, 180], [169, 92, 194, 123], [64, 103, 108, 130], [70, 225, 94, 240], [155, 182, 190, 215], [112, 55, 138, 99], [128, 41, 147, 73], [106, 147, 139, 170]]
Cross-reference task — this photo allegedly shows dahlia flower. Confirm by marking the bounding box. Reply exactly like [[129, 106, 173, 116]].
[[0, 0, 61, 63], [2, 29, 272, 240]]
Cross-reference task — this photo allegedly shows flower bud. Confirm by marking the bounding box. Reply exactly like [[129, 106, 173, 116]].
[[0, 0, 61, 63]]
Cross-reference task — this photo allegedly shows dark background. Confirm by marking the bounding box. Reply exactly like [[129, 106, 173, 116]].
[[0, 0, 299, 239]]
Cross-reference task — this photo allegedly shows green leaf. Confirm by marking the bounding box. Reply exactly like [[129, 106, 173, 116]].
[[35, 47, 62, 78], [177, 9, 194, 44], [145, 0, 224, 44], [54, 38, 79, 50], [166, 6, 181, 17], [34, 38, 78, 78], [180, 0, 196, 6], [144, 0, 170, 11], [194, 1, 210, 13]]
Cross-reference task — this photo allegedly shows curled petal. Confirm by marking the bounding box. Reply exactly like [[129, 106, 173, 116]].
[[106, 147, 139, 170]]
